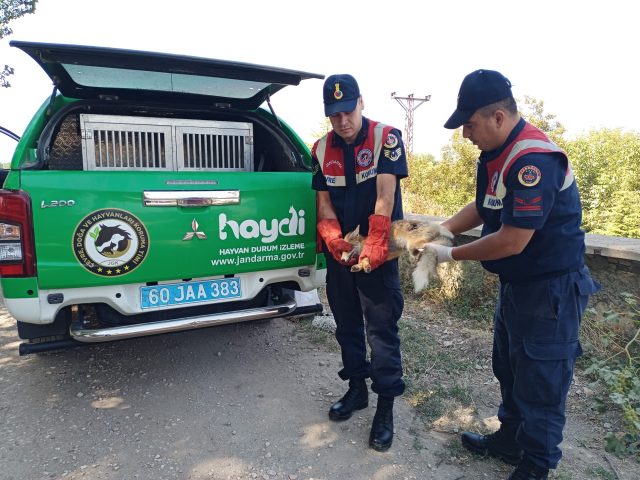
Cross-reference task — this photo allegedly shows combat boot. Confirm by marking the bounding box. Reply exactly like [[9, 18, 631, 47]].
[[369, 395, 394, 451], [507, 458, 549, 479], [461, 426, 523, 465], [328, 378, 368, 421]]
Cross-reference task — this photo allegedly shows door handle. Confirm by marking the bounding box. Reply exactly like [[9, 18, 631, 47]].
[[143, 190, 240, 207]]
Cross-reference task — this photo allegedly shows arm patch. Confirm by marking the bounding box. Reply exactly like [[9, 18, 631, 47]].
[[513, 189, 543, 217]]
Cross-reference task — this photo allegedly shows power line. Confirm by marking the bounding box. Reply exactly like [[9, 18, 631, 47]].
[[390, 92, 431, 157]]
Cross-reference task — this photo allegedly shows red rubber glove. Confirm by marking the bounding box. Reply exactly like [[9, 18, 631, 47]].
[[317, 219, 357, 265], [359, 214, 391, 271]]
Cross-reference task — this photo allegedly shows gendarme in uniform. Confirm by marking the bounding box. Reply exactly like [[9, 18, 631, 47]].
[[312, 73, 408, 452], [438, 68, 601, 480]]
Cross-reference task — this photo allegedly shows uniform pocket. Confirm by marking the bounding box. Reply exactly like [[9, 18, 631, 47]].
[[574, 274, 601, 317], [514, 340, 581, 406], [576, 276, 601, 296], [523, 340, 581, 360], [504, 280, 557, 339], [508, 281, 556, 319]]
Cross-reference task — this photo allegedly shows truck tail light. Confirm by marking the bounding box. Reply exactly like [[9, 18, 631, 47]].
[[0, 191, 36, 277]]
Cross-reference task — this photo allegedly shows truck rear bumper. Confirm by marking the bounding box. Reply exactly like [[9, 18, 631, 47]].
[[69, 295, 298, 342], [18, 295, 323, 355], [6, 265, 326, 325]]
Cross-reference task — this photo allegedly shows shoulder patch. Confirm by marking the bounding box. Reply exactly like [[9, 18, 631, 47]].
[[517, 165, 541, 187], [384, 133, 398, 148], [384, 147, 403, 162]]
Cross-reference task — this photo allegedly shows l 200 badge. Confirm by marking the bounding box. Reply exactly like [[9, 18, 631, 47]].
[[72, 209, 149, 276]]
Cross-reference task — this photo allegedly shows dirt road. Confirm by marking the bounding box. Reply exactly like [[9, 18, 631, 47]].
[[0, 296, 478, 480], [1, 294, 639, 480]]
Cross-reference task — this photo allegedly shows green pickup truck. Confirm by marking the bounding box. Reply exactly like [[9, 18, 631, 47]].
[[0, 41, 326, 355]]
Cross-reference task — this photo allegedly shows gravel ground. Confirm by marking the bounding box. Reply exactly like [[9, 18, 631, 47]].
[[0, 295, 476, 480], [1, 294, 639, 480]]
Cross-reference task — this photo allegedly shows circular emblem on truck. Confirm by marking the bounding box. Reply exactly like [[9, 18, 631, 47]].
[[73, 209, 149, 276]]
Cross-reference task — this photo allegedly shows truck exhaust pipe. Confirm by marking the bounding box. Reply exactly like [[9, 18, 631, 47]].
[[19, 338, 85, 356]]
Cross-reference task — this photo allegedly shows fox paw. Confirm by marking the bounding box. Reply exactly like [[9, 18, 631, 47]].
[[350, 258, 371, 273]]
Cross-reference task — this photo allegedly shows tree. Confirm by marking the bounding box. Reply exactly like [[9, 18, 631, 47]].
[[519, 97, 640, 238], [311, 118, 332, 140], [403, 130, 477, 216], [519, 95, 566, 146], [0, 0, 37, 88], [566, 128, 640, 237], [402, 152, 438, 214]]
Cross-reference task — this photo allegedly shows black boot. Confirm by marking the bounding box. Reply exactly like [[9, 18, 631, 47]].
[[507, 458, 549, 479], [328, 378, 368, 421], [369, 396, 394, 451], [461, 426, 523, 465]]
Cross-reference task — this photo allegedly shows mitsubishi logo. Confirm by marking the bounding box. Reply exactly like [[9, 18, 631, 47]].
[[183, 219, 207, 241]]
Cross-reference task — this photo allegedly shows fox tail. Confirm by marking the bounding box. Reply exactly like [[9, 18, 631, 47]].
[[411, 247, 439, 293]]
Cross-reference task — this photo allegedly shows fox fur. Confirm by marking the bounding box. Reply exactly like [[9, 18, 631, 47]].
[[340, 219, 454, 292]]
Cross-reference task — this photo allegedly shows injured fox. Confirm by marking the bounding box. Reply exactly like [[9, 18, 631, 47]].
[[341, 219, 454, 292]]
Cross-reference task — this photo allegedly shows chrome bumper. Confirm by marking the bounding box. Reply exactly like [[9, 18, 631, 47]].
[[69, 297, 297, 343]]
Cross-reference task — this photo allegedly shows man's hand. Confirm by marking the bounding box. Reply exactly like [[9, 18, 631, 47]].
[[359, 214, 391, 271], [317, 219, 357, 265], [425, 243, 455, 263]]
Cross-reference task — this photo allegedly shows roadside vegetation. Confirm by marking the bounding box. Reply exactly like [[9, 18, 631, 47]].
[[582, 292, 640, 457]]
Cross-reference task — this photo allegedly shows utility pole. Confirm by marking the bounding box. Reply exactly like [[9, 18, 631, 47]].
[[390, 92, 431, 157]]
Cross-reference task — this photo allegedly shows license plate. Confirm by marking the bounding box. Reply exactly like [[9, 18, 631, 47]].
[[140, 278, 241, 309]]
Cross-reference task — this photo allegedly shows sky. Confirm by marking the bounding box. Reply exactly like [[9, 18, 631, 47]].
[[1, 0, 639, 165]]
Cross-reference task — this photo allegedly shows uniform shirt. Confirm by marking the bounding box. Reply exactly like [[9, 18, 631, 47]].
[[311, 117, 408, 235], [477, 119, 586, 282]]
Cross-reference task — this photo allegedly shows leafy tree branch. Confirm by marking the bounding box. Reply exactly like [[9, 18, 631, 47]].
[[0, 0, 37, 87]]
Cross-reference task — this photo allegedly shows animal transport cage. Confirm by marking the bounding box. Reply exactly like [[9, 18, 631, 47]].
[[79, 114, 254, 172]]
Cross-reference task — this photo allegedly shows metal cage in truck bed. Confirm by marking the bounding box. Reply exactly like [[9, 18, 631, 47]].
[[79, 114, 254, 172]]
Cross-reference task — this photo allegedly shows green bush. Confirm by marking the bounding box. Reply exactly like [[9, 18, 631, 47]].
[[403, 131, 477, 217], [584, 293, 640, 457], [566, 129, 640, 238]]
